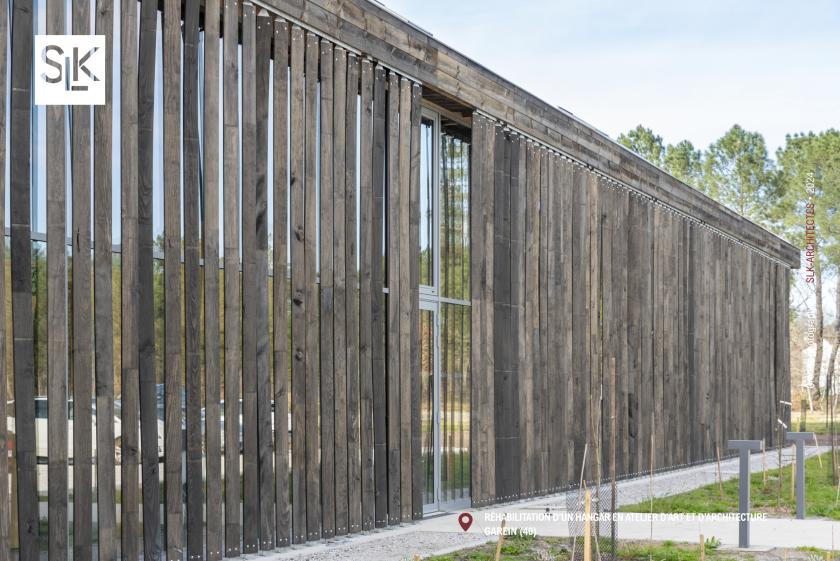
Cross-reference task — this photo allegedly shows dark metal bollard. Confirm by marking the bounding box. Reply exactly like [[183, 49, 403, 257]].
[[785, 432, 814, 519], [728, 440, 762, 548]]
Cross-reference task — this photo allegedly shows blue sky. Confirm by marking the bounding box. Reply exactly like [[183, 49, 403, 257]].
[[380, 0, 840, 154]]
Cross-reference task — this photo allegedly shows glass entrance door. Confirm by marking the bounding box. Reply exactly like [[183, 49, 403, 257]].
[[420, 299, 471, 513]]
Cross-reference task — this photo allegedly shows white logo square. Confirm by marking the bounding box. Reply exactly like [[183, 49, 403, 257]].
[[34, 35, 106, 106]]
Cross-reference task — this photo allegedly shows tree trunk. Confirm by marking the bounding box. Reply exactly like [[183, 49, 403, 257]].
[[812, 255, 824, 404]]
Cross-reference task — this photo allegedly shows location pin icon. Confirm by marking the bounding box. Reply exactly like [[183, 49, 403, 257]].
[[458, 512, 473, 532]]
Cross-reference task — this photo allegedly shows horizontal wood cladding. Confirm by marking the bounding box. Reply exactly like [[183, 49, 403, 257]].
[[258, 0, 799, 268], [474, 123, 791, 503]]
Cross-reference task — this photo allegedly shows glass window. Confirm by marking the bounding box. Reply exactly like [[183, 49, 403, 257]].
[[420, 118, 435, 288], [439, 122, 470, 301]]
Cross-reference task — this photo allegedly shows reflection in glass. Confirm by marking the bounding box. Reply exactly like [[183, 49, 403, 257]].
[[440, 303, 470, 502], [420, 309, 435, 506], [440, 124, 470, 301], [420, 118, 434, 288]]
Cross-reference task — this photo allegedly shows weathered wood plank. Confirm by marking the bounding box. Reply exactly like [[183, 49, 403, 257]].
[[183, 0, 203, 557], [545, 153, 563, 491], [137, 0, 161, 554], [163, 0, 184, 555], [118, 0, 141, 556], [371, 65, 388, 526], [386, 70, 402, 523], [358, 58, 378, 531], [332, 48, 350, 535], [304, 30, 322, 541], [570, 164, 590, 482], [319, 38, 337, 540], [536, 148, 548, 493], [470, 113, 495, 505], [0, 1, 8, 555], [493, 129, 513, 499], [558, 158, 574, 485], [521, 142, 540, 495], [71, 0, 93, 557], [397, 77, 413, 522], [93, 0, 117, 557], [289, 23, 306, 545], [510, 136, 526, 494], [0, 0, 7, 554], [203, 0, 222, 557], [408, 82, 423, 519], [587, 172, 601, 482], [10, 1, 37, 558], [223, 0, 242, 553], [239, 3, 259, 552], [45, 0, 68, 557], [272, 17, 291, 548], [255, 10, 274, 549]]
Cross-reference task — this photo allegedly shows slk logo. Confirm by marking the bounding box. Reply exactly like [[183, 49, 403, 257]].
[[34, 35, 105, 105]]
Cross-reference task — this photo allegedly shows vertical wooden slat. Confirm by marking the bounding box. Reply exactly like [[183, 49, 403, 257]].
[[397, 77, 413, 522], [45, 0, 69, 558], [358, 58, 377, 531], [119, 0, 141, 555], [223, 0, 242, 554], [587, 173, 601, 481], [304, 30, 322, 541], [408, 82, 423, 519], [71, 0, 92, 557], [203, 0, 223, 557], [492, 129, 512, 498], [94, 0, 117, 556], [239, 3, 259, 552], [558, 159, 574, 484], [183, 0, 203, 557], [0, 0, 7, 554], [255, 10, 274, 550], [289, 23, 306, 546], [521, 141, 538, 495], [570, 164, 590, 482], [272, 17, 291, 548], [163, 0, 184, 555], [137, 0, 161, 554], [511, 136, 526, 495], [386, 71, 401, 523], [332, 46, 349, 536], [536, 147, 548, 494], [545, 153, 562, 491], [470, 113, 495, 505], [371, 65, 388, 527], [10, 2, 36, 559], [319, 39, 336, 540], [345, 53, 363, 532]]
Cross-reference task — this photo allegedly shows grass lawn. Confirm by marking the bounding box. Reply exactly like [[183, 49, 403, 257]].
[[425, 535, 746, 561], [620, 452, 840, 519]]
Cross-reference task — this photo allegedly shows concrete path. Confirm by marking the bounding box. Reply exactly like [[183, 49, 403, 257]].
[[261, 445, 831, 560]]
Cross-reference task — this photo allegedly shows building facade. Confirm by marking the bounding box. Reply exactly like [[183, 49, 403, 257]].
[[0, 0, 797, 560]]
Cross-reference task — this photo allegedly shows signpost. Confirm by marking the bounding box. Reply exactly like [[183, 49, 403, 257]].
[[786, 431, 814, 519], [728, 440, 762, 548]]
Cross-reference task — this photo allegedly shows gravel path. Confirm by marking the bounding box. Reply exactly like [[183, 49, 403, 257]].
[[259, 445, 822, 560]]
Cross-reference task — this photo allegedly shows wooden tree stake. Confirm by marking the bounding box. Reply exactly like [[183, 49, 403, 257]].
[[494, 518, 507, 561], [584, 491, 592, 561], [700, 534, 705, 561]]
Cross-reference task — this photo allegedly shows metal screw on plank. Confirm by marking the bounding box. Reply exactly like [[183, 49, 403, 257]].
[[785, 431, 814, 519], [728, 439, 762, 548]]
